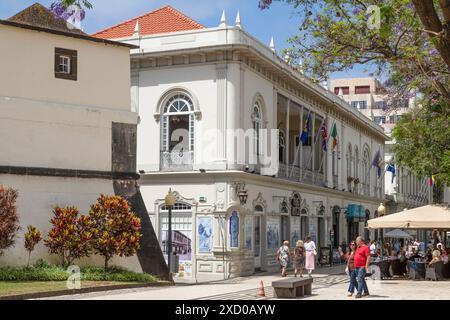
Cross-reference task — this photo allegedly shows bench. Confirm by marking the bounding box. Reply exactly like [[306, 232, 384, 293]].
[[272, 277, 313, 298]]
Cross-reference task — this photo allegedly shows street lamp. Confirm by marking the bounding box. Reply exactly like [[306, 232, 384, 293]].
[[377, 203, 386, 216], [238, 187, 248, 206], [165, 188, 176, 278], [377, 203, 386, 258]]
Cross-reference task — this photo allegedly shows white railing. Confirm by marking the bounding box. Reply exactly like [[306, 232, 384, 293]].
[[160, 150, 193, 171]]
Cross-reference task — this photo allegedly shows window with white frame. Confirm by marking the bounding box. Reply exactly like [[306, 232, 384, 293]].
[[161, 93, 195, 153], [253, 102, 263, 158], [279, 131, 286, 163], [59, 55, 71, 74]]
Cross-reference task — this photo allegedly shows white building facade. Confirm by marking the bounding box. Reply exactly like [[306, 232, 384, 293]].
[[98, 8, 388, 281], [330, 78, 430, 213]]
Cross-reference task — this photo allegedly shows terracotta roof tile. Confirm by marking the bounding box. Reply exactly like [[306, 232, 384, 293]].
[[8, 2, 86, 35], [92, 5, 205, 39]]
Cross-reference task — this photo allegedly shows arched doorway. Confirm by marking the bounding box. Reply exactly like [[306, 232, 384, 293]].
[[332, 206, 341, 248], [159, 202, 193, 278], [364, 209, 371, 241]]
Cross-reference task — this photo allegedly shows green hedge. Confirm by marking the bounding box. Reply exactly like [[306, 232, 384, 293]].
[[0, 260, 158, 282]]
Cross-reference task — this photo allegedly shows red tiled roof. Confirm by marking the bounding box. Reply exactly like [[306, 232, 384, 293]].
[[92, 5, 205, 39]]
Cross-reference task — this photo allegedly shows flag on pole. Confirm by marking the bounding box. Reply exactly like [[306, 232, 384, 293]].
[[330, 122, 338, 150], [428, 175, 436, 187], [300, 112, 311, 144], [321, 122, 328, 152], [372, 148, 383, 178], [386, 163, 396, 184]]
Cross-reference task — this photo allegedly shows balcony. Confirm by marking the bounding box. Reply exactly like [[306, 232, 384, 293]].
[[160, 150, 193, 171], [276, 163, 325, 187]]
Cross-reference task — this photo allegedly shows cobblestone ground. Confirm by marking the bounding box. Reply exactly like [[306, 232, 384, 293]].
[[38, 265, 450, 300]]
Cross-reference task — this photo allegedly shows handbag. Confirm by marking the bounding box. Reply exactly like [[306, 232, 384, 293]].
[[345, 266, 349, 275], [313, 249, 317, 256]]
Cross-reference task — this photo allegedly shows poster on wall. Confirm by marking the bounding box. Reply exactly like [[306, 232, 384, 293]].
[[267, 218, 280, 250], [161, 229, 192, 278], [290, 216, 300, 245], [229, 210, 239, 248], [198, 217, 212, 253], [244, 216, 252, 250], [309, 219, 317, 244]]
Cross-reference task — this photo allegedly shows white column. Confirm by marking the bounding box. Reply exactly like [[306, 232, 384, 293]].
[[216, 65, 227, 165], [226, 64, 238, 169], [326, 117, 333, 187], [340, 123, 346, 190], [285, 99, 290, 175], [312, 112, 316, 173], [299, 106, 304, 180]]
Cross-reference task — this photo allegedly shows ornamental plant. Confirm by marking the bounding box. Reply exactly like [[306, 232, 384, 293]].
[[44, 206, 93, 266], [0, 186, 20, 256], [24, 225, 42, 267], [88, 195, 142, 270]]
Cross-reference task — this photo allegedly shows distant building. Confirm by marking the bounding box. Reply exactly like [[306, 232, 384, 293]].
[[330, 77, 429, 215]]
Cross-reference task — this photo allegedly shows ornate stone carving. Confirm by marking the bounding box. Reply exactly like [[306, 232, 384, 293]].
[[252, 192, 267, 209]]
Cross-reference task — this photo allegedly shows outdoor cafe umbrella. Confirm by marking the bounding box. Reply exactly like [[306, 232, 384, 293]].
[[367, 204, 450, 229], [384, 229, 413, 239]]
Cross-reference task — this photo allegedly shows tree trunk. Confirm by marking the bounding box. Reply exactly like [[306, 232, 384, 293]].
[[412, 0, 450, 70], [27, 251, 31, 268], [104, 256, 109, 271]]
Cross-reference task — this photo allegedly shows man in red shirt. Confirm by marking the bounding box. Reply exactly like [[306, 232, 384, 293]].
[[354, 236, 371, 298]]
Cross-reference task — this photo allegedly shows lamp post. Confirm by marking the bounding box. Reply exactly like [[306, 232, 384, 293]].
[[165, 188, 176, 278], [377, 203, 386, 258]]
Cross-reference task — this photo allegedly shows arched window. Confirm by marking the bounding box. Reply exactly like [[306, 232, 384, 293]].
[[161, 93, 194, 153], [354, 147, 359, 179], [362, 147, 370, 194], [253, 102, 263, 158], [160, 93, 196, 170], [346, 144, 352, 178], [279, 131, 286, 163]]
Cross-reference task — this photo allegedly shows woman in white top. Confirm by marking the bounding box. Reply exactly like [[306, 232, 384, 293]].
[[304, 235, 316, 277]]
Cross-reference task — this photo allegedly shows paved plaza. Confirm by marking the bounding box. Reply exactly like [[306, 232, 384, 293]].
[[38, 265, 450, 300]]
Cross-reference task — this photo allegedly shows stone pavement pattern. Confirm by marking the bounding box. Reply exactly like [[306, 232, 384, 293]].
[[38, 265, 450, 300]]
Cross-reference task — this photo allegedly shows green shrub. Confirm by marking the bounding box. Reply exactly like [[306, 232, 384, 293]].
[[0, 263, 157, 283]]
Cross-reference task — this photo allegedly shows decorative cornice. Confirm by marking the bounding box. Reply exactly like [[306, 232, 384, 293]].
[[0, 165, 139, 180]]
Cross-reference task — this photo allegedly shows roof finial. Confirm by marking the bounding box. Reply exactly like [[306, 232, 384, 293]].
[[269, 36, 275, 51], [219, 10, 227, 27], [133, 20, 140, 36], [235, 11, 242, 29]]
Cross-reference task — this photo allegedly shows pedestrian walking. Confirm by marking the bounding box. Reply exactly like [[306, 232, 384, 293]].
[[277, 240, 291, 277], [354, 236, 371, 298], [339, 241, 358, 297], [304, 235, 316, 277], [293, 240, 305, 277]]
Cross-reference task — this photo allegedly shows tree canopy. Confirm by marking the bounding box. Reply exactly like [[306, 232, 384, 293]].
[[260, 0, 450, 186]]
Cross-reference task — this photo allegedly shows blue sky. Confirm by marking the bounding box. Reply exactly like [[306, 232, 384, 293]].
[[1, 0, 370, 79]]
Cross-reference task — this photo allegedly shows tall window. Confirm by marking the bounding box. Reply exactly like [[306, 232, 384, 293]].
[[363, 147, 370, 194], [161, 93, 195, 153], [354, 147, 359, 179], [279, 131, 286, 163], [355, 86, 370, 94], [253, 102, 263, 157], [351, 101, 367, 109]]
